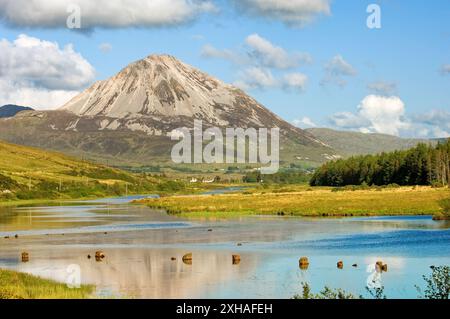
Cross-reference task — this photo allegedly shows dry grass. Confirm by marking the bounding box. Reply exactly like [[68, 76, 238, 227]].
[[0, 269, 93, 299], [140, 186, 450, 217]]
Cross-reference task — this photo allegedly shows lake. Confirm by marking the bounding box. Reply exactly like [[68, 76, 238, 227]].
[[0, 194, 449, 299]]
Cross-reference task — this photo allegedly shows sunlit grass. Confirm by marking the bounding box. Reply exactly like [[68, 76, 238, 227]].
[[140, 185, 450, 217], [0, 269, 94, 299]]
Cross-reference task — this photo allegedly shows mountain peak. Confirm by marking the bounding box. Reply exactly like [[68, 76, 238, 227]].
[[60, 54, 235, 120]]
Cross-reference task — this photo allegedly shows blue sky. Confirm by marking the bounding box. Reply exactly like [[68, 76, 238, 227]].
[[0, 0, 449, 137]]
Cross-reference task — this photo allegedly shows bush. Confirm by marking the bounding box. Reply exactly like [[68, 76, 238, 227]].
[[293, 283, 356, 299], [416, 266, 450, 299]]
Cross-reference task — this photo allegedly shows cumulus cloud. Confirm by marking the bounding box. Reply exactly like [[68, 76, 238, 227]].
[[293, 116, 317, 128], [202, 34, 310, 93], [202, 34, 310, 69], [321, 55, 357, 87], [409, 109, 450, 138], [0, 0, 216, 29], [0, 34, 95, 90], [330, 95, 408, 136], [201, 44, 247, 65], [234, 67, 277, 90], [330, 96, 450, 138], [282, 73, 308, 92], [367, 81, 397, 95], [0, 34, 95, 109], [234, 67, 308, 92], [234, 0, 332, 27], [245, 33, 312, 69], [0, 80, 79, 109]]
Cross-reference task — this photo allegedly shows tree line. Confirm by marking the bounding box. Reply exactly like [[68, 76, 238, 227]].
[[310, 140, 450, 187]]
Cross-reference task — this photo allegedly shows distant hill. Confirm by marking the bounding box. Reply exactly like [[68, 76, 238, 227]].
[[0, 139, 160, 200], [0, 104, 34, 118], [306, 128, 435, 156]]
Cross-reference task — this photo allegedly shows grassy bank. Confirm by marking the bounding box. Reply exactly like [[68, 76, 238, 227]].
[[0, 269, 93, 299], [139, 185, 450, 217]]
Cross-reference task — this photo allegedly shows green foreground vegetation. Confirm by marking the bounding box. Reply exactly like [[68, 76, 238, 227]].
[[140, 184, 450, 218], [0, 269, 93, 299], [294, 265, 449, 300]]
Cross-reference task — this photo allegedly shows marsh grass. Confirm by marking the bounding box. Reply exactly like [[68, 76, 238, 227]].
[[140, 185, 450, 217], [0, 269, 94, 299]]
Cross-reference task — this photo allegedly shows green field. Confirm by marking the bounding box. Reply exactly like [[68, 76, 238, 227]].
[[139, 185, 450, 218], [0, 140, 227, 203], [0, 269, 93, 299]]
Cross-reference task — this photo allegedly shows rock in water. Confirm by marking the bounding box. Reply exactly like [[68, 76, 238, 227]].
[[182, 253, 193, 265], [21, 252, 29, 262], [299, 257, 309, 270]]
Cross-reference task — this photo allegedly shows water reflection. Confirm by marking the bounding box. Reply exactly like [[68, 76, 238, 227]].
[[0, 195, 449, 299]]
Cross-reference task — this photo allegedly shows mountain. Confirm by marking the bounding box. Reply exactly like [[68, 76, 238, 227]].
[[0, 104, 33, 118], [306, 128, 435, 156], [0, 55, 334, 167]]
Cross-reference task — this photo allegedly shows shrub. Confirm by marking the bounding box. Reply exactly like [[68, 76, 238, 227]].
[[416, 266, 450, 299]]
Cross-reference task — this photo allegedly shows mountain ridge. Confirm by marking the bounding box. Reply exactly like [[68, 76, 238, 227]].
[[306, 127, 435, 156], [0, 104, 34, 118], [0, 54, 335, 167]]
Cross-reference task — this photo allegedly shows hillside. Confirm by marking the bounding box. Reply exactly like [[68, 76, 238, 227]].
[[0, 55, 335, 168], [306, 128, 434, 156], [0, 105, 33, 118], [0, 140, 160, 201]]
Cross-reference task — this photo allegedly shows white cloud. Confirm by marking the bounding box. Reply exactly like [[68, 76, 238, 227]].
[[331, 97, 450, 138], [234, 67, 277, 90], [282, 72, 308, 92], [410, 109, 450, 138], [0, 34, 95, 109], [201, 44, 246, 65], [330, 95, 408, 136], [357, 95, 408, 136], [234, 68, 308, 92], [330, 111, 370, 130], [441, 64, 450, 75], [0, 34, 95, 90], [202, 34, 310, 70], [293, 116, 317, 128], [0, 80, 79, 109], [321, 55, 357, 87], [235, 0, 332, 27], [202, 34, 311, 93], [367, 81, 397, 95], [0, 0, 216, 29], [245, 33, 312, 69], [99, 42, 112, 53]]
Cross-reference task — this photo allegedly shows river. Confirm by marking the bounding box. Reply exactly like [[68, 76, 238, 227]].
[[0, 193, 449, 299]]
